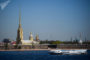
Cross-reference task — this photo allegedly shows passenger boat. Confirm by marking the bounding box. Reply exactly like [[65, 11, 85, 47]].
[[49, 49, 87, 55]]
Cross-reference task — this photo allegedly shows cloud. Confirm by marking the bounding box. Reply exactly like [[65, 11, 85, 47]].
[[0, 0, 10, 10]]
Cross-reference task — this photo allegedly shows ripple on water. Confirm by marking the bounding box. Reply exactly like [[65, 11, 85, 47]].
[[0, 50, 90, 60]]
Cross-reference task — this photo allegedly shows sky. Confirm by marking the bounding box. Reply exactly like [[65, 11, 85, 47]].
[[0, 0, 90, 41]]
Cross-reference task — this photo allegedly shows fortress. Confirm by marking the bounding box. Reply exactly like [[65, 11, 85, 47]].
[[16, 10, 39, 48]]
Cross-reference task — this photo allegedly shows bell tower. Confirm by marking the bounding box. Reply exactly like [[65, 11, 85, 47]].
[[36, 34, 39, 41], [16, 9, 23, 45], [29, 32, 33, 41]]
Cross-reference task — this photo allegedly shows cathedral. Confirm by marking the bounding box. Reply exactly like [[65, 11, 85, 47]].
[[16, 10, 39, 47]]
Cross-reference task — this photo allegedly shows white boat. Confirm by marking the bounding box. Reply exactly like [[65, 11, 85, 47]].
[[49, 49, 87, 55]]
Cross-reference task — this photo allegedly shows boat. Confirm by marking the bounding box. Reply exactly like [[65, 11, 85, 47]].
[[49, 50, 63, 55], [49, 49, 87, 55]]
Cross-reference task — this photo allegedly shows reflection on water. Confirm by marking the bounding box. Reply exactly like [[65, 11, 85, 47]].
[[0, 50, 90, 60]]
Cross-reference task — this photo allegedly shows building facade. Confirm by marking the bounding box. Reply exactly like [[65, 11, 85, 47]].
[[16, 10, 39, 48]]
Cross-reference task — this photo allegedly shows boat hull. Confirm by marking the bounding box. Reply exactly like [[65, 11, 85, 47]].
[[49, 52, 63, 55]]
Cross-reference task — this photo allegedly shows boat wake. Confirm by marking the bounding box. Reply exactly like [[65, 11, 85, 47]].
[[49, 49, 87, 55]]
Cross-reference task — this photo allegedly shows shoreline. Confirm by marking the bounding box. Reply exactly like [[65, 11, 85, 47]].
[[0, 49, 88, 51], [0, 49, 50, 51]]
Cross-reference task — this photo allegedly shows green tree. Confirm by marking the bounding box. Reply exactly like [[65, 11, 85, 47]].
[[51, 41, 62, 44], [3, 39, 10, 50]]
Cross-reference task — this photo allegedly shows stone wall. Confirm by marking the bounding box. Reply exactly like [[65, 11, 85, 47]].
[[57, 44, 90, 49], [0, 44, 90, 49]]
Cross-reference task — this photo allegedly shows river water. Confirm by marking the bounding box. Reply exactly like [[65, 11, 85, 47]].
[[0, 50, 90, 60]]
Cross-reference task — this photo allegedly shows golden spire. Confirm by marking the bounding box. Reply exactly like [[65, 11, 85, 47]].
[[36, 33, 39, 41], [19, 8, 21, 27], [29, 32, 33, 41], [30, 32, 32, 34], [16, 7, 23, 46]]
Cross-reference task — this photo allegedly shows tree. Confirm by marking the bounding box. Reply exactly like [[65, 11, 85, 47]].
[[3, 39, 11, 50], [51, 41, 62, 44]]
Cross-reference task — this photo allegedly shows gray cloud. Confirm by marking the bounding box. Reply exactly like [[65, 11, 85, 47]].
[[0, 0, 10, 10]]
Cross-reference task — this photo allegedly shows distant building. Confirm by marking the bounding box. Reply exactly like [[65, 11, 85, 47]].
[[79, 33, 83, 44], [16, 9, 23, 46], [35, 34, 39, 41], [11, 41, 16, 45], [16, 9, 39, 48], [21, 32, 39, 45]]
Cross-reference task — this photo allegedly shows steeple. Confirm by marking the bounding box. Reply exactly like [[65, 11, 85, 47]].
[[19, 8, 21, 28], [36, 34, 39, 41], [29, 32, 33, 41], [16, 8, 23, 46]]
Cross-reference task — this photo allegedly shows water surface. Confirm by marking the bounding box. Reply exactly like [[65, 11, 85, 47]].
[[0, 50, 90, 60]]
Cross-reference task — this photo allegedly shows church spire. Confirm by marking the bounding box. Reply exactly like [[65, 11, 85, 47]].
[[19, 8, 21, 27], [36, 33, 39, 41], [29, 32, 34, 41], [16, 8, 23, 47]]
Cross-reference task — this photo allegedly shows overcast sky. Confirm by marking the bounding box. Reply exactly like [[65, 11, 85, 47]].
[[0, 0, 90, 41]]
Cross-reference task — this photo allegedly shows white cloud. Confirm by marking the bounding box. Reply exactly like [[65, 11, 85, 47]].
[[0, 0, 11, 10]]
